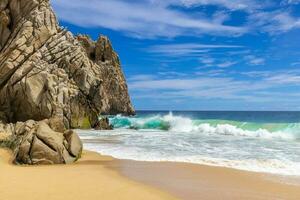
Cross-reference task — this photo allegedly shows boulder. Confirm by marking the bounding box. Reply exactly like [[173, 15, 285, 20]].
[[13, 121, 82, 165]]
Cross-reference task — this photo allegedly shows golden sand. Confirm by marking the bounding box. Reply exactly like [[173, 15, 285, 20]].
[[0, 149, 176, 200], [2, 148, 300, 200]]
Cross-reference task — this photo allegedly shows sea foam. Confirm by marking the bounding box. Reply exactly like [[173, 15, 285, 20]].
[[77, 112, 300, 176]]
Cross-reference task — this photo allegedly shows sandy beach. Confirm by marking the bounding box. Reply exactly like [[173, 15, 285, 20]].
[[1, 149, 300, 200], [0, 149, 176, 200], [1, 1, 300, 200]]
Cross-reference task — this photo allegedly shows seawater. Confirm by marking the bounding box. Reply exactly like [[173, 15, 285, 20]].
[[77, 111, 300, 176]]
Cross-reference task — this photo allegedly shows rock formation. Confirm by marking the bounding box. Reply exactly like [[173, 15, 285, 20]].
[[0, 0, 134, 129], [0, 120, 82, 164], [94, 117, 113, 130], [0, 0, 134, 164]]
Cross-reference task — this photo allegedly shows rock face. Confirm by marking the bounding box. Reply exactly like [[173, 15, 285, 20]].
[[0, 0, 134, 164], [0, 120, 82, 164], [94, 117, 113, 130], [0, 0, 134, 130]]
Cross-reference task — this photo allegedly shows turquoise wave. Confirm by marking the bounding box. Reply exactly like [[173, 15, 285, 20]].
[[109, 115, 170, 130], [109, 113, 300, 140]]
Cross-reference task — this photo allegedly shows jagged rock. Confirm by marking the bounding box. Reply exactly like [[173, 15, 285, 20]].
[[94, 117, 113, 130], [0, 0, 134, 130]]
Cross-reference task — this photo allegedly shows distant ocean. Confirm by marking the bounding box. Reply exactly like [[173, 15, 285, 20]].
[[77, 111, 300, 176]]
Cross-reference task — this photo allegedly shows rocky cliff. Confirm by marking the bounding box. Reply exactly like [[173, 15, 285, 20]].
[[0, 0, 134, 164]]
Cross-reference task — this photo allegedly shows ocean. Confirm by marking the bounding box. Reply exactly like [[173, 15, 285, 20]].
[[77, 111, 300, 176]]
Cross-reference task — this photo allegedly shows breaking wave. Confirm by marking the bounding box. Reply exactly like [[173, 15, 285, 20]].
[[109, 112, 300, 140]]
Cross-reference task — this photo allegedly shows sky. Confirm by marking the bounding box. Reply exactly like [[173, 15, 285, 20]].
[[51, 0, 300, 111]]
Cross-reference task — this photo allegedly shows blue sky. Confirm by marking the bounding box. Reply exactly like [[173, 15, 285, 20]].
[[52, 0, 300, 111]]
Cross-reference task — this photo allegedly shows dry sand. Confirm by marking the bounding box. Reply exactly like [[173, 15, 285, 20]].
[[1, 148, 300, 200], [0, 149, 176, 200]]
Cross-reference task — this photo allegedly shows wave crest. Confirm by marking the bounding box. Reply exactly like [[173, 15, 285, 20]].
[[109, 112, 300, 140]]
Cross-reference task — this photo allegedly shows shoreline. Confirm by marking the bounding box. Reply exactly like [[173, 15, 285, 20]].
[[1, 149, 300, 200], [112, 159, 300, 200]]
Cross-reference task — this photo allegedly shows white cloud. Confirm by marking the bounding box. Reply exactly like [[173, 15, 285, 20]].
[[240, 70, 272, 77], [158, 71, 188, 77], [244, 55, 265, 65], [200, 57, 215, 65], [52, 0, 246, 38], [248, 10, 300, 34], [147, 43, 243, 56], [180, 0, 263, 11], [128, 69, 300, 102], [128, 74, 156, 81], [195, 69, 225, 76], [52, 0, 300, 38], [249, 58, 265, 65], [136, 0, 263, 11], [281, 0, 300, 5], [217, 61, 237, 68], [265, 74, 300, 84]]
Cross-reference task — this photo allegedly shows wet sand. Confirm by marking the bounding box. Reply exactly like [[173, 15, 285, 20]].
[[111, 159, 300, 200]]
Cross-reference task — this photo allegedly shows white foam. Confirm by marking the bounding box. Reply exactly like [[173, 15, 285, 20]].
[[162, 113, 194, 132], [194, 123, 296, 140], [82, 142, 300, 176], [110, 112, 300, 140]]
